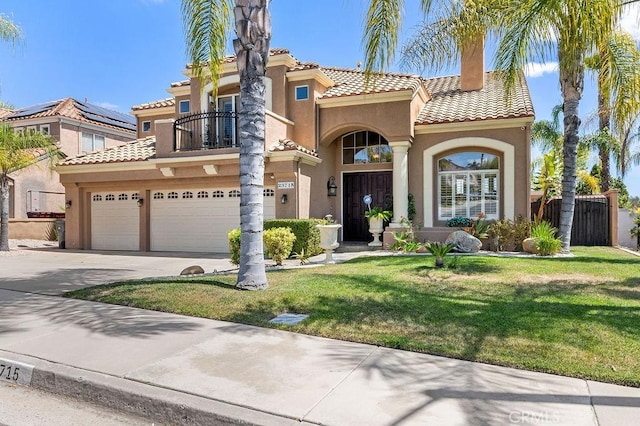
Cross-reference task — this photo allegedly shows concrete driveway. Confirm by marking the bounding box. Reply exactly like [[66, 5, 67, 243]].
[[0, 247, 237, 295]]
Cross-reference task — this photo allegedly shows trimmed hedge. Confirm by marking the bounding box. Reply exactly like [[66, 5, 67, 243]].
[[263, 227, 296, 265], [264, 219, 324, 257]]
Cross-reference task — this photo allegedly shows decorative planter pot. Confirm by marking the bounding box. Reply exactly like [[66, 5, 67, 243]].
[[316, 224, 342, 264], [368, 217, 384, 247]]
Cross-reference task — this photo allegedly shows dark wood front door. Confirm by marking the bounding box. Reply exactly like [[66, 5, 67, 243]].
[[343, 172, 393, 241]]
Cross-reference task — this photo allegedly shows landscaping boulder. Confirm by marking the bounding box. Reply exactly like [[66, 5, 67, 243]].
[[445, 231, 482, 253], [180, 265, 205, 275], [522, 237, 539, 254]]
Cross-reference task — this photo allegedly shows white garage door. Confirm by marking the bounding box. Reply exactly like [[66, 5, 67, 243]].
[[150, 188, 276, 253], [91, 192, 140, 251]]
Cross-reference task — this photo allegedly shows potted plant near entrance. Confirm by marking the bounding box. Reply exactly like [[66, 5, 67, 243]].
[[365, 206, 392, 247], [316, 214, 342, 264]]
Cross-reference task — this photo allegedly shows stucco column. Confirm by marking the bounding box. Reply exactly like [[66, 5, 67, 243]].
[[389, 141, 412, 227]]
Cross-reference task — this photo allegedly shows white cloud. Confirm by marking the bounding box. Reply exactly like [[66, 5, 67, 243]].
[[94, 101, 119, 111], [523, 62, 558, 78], [619, 4, 640, 40]]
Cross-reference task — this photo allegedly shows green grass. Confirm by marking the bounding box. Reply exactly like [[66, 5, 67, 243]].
[[66, 247, 640, 387]]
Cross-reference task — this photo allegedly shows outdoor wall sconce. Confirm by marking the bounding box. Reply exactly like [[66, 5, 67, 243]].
[[281, 194, 288, 204], [327, 176, 337, 196], [137, 198, 144, 207], [65, 200, 72, 209]]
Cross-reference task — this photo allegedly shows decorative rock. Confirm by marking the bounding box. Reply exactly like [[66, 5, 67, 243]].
[[445, 230, 482, 253], [180, 265, 205, 275], [522, 237, 539, 254]]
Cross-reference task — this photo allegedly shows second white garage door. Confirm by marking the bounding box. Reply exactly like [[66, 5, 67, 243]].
[[91, 192, 140, 251], [150, 188, 276, 252]]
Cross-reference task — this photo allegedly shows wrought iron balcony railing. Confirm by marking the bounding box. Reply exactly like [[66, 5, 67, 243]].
[[173, 110, 238, 151]]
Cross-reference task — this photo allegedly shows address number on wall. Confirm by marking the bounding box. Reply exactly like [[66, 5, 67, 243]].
[[277, 182, 295, 189]]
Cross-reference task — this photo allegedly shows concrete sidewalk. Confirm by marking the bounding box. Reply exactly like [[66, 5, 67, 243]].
[[1, 249, 639, 425]]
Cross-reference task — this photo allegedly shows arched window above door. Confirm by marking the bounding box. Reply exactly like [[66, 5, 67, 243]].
[[342, 131, 392, 164]]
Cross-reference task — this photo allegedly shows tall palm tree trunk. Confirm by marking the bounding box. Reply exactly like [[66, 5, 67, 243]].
[[559, 55, 585, 253], [0, 179, 10, 251], [598, 88, 611, 192], [234, 0, 270, 290]]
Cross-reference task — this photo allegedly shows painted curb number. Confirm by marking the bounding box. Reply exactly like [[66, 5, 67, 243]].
[[0, 358, 34, 386]]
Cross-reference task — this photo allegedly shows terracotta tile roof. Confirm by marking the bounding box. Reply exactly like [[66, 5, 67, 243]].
[[317, 67, 425, 99], [0, 107, 13, 118], [131, 98, 175, 111], [4, 98, 136, 133], [268, 139, 318, 157], [170, 80, 190, 88], [191, 48, 293, 66], [416, 71, 535, 125], [59, 137, 156, 166]]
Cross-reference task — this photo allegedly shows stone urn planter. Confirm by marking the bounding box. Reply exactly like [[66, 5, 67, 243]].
[[364, 207, 392, 247], [316, 224, 342, 264], [367, 217, 384, 247]]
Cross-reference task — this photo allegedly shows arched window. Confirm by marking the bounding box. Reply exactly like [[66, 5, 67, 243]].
[[342, 131, 392, 164], [438, 152, 499, 220]]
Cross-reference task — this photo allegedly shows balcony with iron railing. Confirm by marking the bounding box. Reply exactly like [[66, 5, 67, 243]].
[[173, 110, 239, 151]]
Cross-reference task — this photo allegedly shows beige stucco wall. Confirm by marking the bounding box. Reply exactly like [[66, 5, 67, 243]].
[[8, 218, 58, 240], [9, 157, 65, 217]]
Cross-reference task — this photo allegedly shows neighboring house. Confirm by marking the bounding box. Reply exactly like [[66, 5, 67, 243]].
[[2, 98, 137, 218], [57, 47, 534, 253]]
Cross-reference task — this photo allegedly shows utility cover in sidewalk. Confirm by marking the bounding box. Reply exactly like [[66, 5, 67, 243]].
[[269, 313, 309, 325]]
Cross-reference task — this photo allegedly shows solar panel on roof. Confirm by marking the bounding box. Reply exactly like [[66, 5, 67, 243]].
[[8, 101, 60, 119], [75, 101, 136, 125], [81, 111, 137, 131]]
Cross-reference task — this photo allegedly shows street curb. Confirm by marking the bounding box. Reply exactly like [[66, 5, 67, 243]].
[[0, 350, 310, 426]]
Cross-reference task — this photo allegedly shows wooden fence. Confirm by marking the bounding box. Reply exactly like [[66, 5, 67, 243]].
[[531, 193, 617, 246]]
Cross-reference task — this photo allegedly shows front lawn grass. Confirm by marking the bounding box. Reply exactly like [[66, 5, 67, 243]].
[[66, 247, 640, 387]]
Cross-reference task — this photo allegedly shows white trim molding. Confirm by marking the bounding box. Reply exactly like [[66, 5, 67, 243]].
[[423, 137, 515, 227]]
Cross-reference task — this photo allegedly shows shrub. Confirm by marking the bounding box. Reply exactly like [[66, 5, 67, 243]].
[[263, 227, 296, 265], [228, 228, 241, 266], [424, 241, 455, 268], [488, 216, 532, 252], [512, 215, 532, 251], [531, 221, 562, 256], [264, 219, 323, 257], [446, 217, 473, 228]]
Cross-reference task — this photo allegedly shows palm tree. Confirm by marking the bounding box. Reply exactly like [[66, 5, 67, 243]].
[[586, 31, 640, 192], [0, 123, 59, 251], [363, 0, 622, 253], [0, 13, 21, 45], [182, 0, 270, 290]]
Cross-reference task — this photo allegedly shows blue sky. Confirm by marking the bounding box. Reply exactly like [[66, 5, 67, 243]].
[[1, 0, 638, 196]]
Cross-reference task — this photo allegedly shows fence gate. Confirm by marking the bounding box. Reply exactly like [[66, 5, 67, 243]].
[[531, 195, 610, 246]]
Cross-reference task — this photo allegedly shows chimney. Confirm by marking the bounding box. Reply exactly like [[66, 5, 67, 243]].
[[460, 36, 485, 91]]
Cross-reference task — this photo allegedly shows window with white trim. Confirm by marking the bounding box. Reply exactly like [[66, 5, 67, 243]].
[[215, 95, 239, 147], [82, 132, 105, 153], [438, 152, 499, 220], [142, 121, 151, 132], [342, 131, 392, 164], [40, 124, 50, 136], [179, 100, 190, 114]]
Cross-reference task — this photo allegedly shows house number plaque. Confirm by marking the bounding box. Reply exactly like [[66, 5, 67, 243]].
[[278, 182, 295, 189]]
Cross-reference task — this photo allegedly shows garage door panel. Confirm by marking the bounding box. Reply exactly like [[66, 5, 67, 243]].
[[150, 188, 274, 253], [91, 192, 140, 251]]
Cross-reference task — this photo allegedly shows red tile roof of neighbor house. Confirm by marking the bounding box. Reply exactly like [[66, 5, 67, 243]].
[[59, 137, 156, 166], [3, 98, 137, 133], [269, 139, 318, 157], [0, 107, 13, 118]]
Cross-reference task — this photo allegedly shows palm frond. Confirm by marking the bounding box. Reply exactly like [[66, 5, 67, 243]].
[[181, 0, 233, 96], [0, 14, 21, 45], [363, 0, 404, 74]]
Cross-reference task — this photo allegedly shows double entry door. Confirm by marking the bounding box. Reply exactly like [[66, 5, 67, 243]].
[[343, 172, 393, 241]]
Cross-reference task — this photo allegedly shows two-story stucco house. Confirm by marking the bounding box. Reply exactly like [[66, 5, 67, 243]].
[[57, 46, 534, 253], [2, 98, 136, 218]]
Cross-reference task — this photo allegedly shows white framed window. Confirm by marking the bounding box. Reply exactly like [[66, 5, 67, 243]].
[[26, 126, 37, 134], [295, 85, 309, 101], [438, 152, 499, 220], [40, 124, 50, 135], [342, 131, 392, 164], [14, 127, 24, 136], [142, 121, 151, 132], [179, 100, 190, 114], [82, 132, 105, 153]]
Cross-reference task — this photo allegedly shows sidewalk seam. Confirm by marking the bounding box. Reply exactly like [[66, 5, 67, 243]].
[[585, 381, 601, 426], [300, 345, 381, 422]]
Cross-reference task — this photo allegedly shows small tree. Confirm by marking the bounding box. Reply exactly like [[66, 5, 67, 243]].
[[0, 123, 59, 251]]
